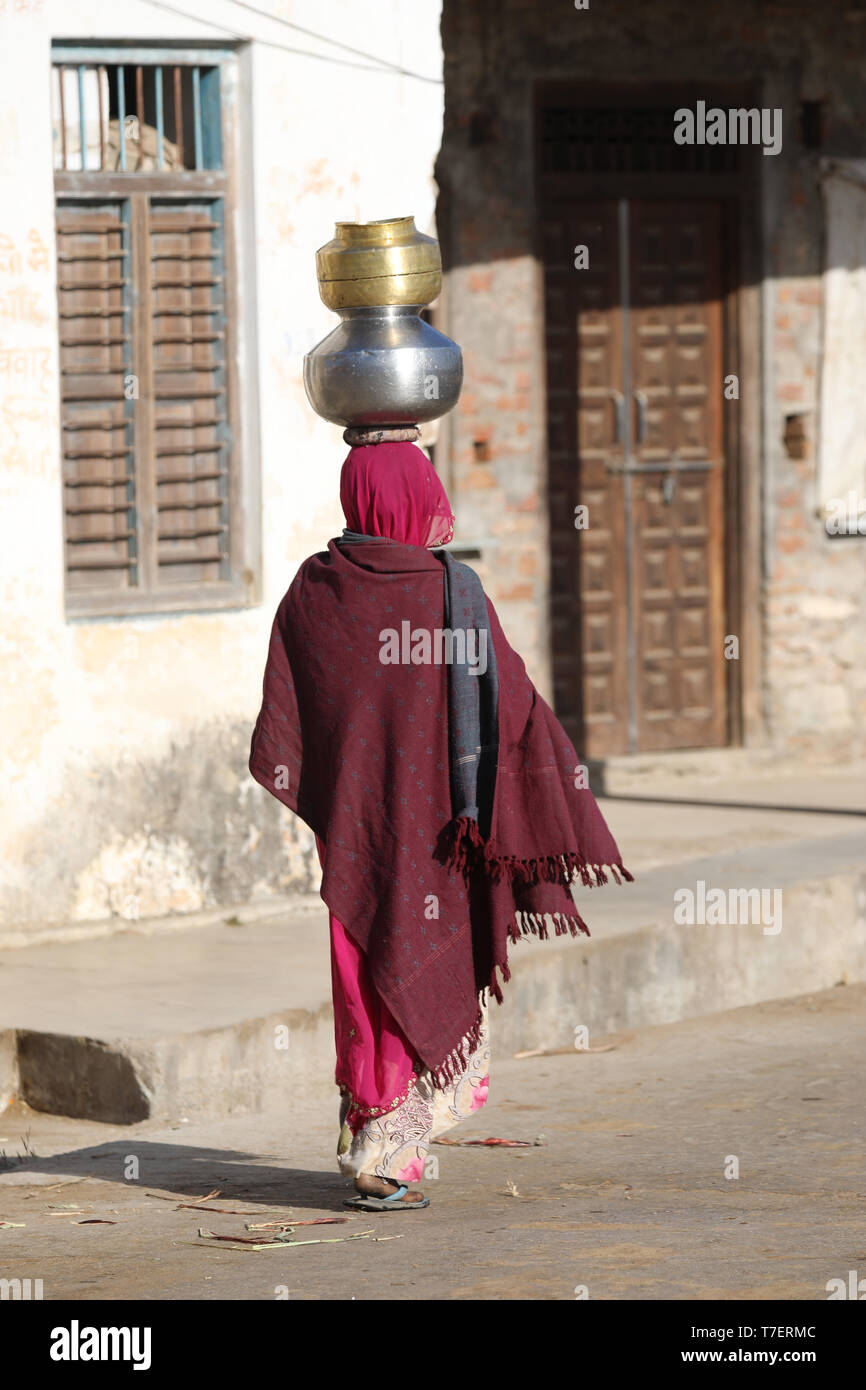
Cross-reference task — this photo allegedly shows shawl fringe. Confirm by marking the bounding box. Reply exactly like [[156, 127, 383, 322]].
[[437, 814, 634, 890], [431, 1006, 486, 1090], [430, 905, 591, 1089]]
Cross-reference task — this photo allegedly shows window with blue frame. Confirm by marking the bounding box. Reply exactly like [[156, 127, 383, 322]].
[[51, 44, 249, 617]]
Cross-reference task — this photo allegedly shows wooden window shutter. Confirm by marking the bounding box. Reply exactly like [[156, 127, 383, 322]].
[[52, 51, 250, 617], [57, 199, 137, 595]]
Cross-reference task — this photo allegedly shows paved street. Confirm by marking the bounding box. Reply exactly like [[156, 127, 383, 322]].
[[2, 985, 863, 1301]]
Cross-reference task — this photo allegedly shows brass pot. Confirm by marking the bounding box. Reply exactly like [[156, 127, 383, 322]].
[[315, 215, 441, 310], [304, 216, 463, 427]]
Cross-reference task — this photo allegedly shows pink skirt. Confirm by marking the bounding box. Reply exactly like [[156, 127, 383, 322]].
[[316, 836, 490, 1181]]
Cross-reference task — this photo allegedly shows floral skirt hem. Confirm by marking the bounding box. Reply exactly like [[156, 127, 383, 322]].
[[336, 1009, 490, 1183]]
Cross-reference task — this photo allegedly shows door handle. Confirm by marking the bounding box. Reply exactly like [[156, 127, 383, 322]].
[[634, 390, 648, 444]]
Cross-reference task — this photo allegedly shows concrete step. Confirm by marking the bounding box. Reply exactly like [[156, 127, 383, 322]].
[[497, 828, 866, 1054], [1, 819, 864, 1126], [588, 751, 866, 800], [0, 890, 324, 952], [1, 911, 334, 1126]]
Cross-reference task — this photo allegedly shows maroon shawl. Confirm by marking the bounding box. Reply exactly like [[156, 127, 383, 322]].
[[249, 538, 631, 1084]]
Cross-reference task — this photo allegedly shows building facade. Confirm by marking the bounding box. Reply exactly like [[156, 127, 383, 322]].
[[0, 0, 443, 933], [436, 0, 866, 762]]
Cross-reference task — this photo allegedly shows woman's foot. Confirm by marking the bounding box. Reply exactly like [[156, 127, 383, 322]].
[[354, 1173, 426, 1206]]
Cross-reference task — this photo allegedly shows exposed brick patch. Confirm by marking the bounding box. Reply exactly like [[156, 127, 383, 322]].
[[496, 582, 534, 600]]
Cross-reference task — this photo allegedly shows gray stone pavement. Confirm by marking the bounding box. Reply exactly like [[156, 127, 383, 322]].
[[1, 985, 863, 1301]]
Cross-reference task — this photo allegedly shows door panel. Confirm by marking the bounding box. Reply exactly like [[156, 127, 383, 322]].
[[629, 201, 727, 749], [543, 197, 728, 756]]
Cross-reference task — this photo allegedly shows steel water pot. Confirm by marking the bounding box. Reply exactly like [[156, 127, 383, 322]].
[[303, 216, 463, 428], [303, 303, 463, 427]]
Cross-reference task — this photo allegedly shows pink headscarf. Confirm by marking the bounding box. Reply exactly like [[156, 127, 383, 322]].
[[340, 442, 454, 548]]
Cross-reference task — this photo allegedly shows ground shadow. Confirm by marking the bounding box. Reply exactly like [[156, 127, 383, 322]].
[[0, 1140, 349, 1213]]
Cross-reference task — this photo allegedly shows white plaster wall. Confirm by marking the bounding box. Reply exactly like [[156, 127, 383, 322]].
[[0, 0, 444, 924], [818, 161, 866, 511]]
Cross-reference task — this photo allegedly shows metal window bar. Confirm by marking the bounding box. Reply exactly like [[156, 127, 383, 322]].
[[54, 61, 220, 173], [135, 65, 144, 171], [117, 65, 126, 170], [155, 66, 164, 170], [77, 65, 86, 171], [174, 66, 184, 168], [58, 66, 67, 169], [192, 67, 202, 170], [97, 66, 106, 169]]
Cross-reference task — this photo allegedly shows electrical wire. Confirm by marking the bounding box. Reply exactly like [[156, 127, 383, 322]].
[[225, 0, 438, 80], [139, 0, 442, 83]]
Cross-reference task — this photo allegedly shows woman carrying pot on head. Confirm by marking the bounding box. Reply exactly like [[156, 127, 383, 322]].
[[248, 440, 632, 1212]]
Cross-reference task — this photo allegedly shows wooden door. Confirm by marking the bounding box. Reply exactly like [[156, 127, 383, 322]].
[[544, 198, 728, 756]]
